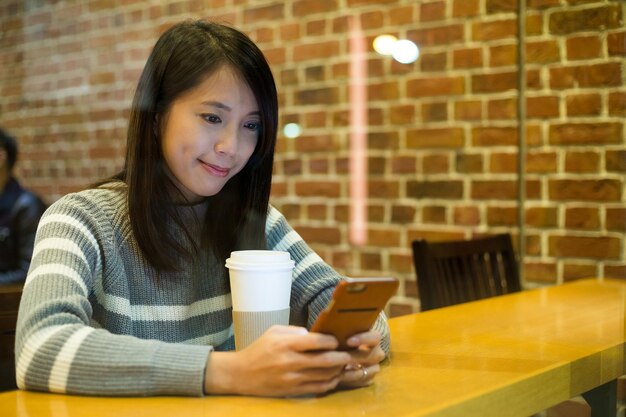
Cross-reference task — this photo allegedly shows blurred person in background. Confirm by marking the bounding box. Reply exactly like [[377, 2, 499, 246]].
[[0, 128, 46, 285]]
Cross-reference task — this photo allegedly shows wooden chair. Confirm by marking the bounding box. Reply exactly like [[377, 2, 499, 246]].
[[411, 234, 521, 311]]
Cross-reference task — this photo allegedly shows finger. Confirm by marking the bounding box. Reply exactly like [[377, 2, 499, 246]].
[[284, 331, 343, 352], [341, 363, 379, 386], [345, 330, 382, 348], [346, 345, 385, 366]]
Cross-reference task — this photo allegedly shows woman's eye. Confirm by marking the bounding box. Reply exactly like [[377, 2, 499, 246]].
[[201, 114, 221, 124], [244, 121, 261, 131]]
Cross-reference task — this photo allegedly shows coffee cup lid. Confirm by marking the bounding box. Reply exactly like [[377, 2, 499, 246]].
[[225, 250, 295, 270]]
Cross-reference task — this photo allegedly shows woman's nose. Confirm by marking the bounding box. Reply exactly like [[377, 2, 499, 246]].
[[214, 125, 238, 155]]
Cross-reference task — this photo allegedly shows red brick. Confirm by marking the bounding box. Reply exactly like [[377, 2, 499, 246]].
[[549, 4, 623, 34], [472, 71, 517, 93], [385, 105, 413, 126], [486, 0, 517, 13], [564, 151, 600, 173], [566, 93, 601, 116], [280, 23, 300, 41], [407, 181, 464, 199], [550, 62, 623, 89], [606, 208, 626, 232], [455, 100, 482, 120], [407, 128, 464, 149], [422, 206, 447, 224], [526, 151, 557, 173], [563, 263, 598, 281], [490, 44, 516, 67], [566, 35, 602, 60], [361, 11, 384, 30], [294, 135, 338, 152], [295, 87, 339, 105], [294, 181, 341, 198], [549, 179, 622, 202], [366, 157, 385, 175], [420, 1, 446, 22], [407, 229, 465, 244], [526, 40, 561, 64], [604, 265, 626, 279], [524, 262, 558, 283], [565, 207, 600, 230], [549, 235, 621, 259], [454, 206, 481, 226], [526, 206, 558, 228], [390, 6, 415, 26], [471, 180, 518, 200], [487, 206, 517, 226], [367, 229, 401, 247], [391, 156, 417, 174], [423, 154, 450, 174], [293, 0, 337, 16], [453, 0, 479, 17], [453, 47, 483, 69], [407, 76, 465, 97], [490, 153, 517, 173], [389, 303, 415, 318], [243, 3, 284, 22], [472, 127, 518, 146], [456, 153, 484, 173], [420, 52, 447, 72], [367, 205, 385, 223], [488, 98, 516, 120], [368, 180, 400, 199], [422, 102, 448, 122], [409, 24, 465, 47], [368, 81, 399, 101], [549, 123, 622, 145], [472, 19, 517, 41], [293, 41, 340, 61], [606, 150, 626, 173], [525, 13, 543, 36], [368, 132, 400, 150], [525, 235, 542, 256], [608, 92, 626, 116], [391, 205, 416, 224], [309, 158, 329, 174], [608, 31, 626, 56], [296, 226, 341, 245]]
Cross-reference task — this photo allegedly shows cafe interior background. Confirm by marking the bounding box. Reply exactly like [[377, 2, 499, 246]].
[[0, 0, 624, 316]]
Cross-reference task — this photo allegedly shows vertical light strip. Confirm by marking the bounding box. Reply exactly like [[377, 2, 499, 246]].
[[517, 0, 527, 284], [348, 16, 368, 245]]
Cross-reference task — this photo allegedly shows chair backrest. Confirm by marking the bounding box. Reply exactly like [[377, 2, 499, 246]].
[[411, 234, 521, 311]]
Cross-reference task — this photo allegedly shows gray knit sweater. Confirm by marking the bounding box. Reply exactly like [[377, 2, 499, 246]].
[[15, 185, 389, 397]]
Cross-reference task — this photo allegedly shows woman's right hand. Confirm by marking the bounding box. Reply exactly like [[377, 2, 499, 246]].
[[204, 325, 352, 397]]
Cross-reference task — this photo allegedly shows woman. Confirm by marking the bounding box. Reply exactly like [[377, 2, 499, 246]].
[[15, 20, 389, 397]]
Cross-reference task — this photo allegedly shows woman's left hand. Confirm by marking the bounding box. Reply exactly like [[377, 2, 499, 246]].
[[337, 330, 385, 388]]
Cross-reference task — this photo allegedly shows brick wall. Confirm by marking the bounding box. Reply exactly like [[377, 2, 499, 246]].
[[0, 0, 624, 316]]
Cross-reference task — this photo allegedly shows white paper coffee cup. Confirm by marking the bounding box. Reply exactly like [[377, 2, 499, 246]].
[[225, 250, 295, 350]]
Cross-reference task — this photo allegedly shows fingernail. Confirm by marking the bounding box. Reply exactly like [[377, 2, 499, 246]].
[[347, 336, 359, 345]]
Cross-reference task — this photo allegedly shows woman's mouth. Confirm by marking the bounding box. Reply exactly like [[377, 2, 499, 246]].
[[200, 160, 230, 177]]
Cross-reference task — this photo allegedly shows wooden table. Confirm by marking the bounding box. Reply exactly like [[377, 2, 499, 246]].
[[0, 278, 624, 417]]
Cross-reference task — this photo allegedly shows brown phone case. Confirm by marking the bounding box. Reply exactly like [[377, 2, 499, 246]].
[[310, 277, 399, 350]]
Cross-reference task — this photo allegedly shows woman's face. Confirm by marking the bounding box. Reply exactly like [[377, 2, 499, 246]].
[[160, 66, 260, 203]]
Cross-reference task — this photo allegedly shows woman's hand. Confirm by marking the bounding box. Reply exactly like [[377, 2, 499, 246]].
[[204, 325, 352, 397], [337, 330, 385, 388]]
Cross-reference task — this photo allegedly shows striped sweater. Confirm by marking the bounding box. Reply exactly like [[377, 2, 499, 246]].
[[15, 186, 390, 396]]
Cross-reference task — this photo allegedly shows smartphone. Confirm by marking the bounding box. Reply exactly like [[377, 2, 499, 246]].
[[310, 277, 399, 350]]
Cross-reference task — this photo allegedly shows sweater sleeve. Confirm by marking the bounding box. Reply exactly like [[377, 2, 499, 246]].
[[14, 193, 211, 397], [264, 205, 391, 355]]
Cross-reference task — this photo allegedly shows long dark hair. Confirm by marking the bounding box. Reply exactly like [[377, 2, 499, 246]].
[[104, 20, 278, 271]]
